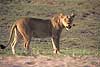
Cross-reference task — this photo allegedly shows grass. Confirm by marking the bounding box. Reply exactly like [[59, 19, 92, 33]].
[[0, 0, 100, 57], [0, 42, 100, 57]]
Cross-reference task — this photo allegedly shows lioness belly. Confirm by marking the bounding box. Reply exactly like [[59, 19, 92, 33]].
[[32, 28, 52, 38], [32, 22, 52, 38], [33, 31, 51, 38]]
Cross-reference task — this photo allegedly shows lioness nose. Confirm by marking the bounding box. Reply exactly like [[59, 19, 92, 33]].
[[66, 25, 71, 29], [68, 26, 71, 29]]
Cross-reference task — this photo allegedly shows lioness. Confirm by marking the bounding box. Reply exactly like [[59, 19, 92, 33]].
[[0, 13, 75, 54]]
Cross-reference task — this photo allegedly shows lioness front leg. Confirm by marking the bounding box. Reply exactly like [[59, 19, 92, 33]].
[[51, 37, 60, 54]]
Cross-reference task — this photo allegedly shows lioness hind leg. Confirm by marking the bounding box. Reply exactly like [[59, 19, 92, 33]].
[[17, 24, 32, 54], [11, 38, 17, 55], [11, 28, 18, 55], [20, 31, 32, 54], [23, 36, 31, 55]]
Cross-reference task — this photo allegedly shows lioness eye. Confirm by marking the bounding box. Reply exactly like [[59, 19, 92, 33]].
[[64, 19, 66, 21]]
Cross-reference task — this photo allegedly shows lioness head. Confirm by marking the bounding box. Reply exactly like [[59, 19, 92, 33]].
[[59, 13, 75, 31]]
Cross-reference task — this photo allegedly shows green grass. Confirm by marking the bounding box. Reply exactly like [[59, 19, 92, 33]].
[[0, 42, 100, 57]]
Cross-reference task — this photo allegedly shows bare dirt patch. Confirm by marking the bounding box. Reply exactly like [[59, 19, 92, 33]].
[[0, 55, 100, 67]]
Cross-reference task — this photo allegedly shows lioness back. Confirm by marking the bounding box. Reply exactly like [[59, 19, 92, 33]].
[[16, 17, 52, 38]]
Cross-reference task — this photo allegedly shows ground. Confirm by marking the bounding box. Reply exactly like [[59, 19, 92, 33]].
[[0, 56, 100, 67]]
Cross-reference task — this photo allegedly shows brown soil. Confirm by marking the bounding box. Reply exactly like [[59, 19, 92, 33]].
[[0, 56, 100, 67]]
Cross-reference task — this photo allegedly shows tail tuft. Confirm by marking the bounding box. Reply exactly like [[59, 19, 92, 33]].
[[0, 45, 6, 49]]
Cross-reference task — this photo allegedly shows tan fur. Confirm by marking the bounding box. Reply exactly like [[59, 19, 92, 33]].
[[5, 13, 75, 54]]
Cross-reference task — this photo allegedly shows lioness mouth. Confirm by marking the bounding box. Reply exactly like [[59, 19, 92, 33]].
[[65, 28, 69, 31]]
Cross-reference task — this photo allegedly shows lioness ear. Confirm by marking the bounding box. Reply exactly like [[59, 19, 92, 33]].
[[70, 13, 75, 18], [67, 15, 70, 19], [59, 13, 64, 18], [59, 13, 66, 18], [59, 13, 63, 16]]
